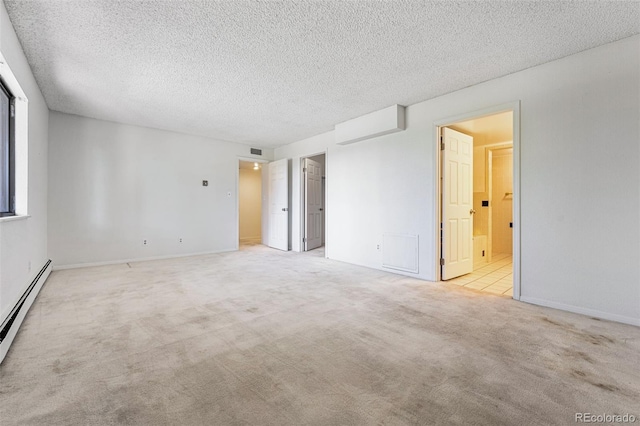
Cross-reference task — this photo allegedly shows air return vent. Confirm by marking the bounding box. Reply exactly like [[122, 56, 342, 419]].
[[250, 148, 262, 156], [382, 233, 418, 273]]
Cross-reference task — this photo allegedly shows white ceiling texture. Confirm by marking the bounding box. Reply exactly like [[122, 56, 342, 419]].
[[4, 1, 640, 148]]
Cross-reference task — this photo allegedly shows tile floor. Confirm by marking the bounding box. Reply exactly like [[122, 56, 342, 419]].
[[446, 253, 513, 296]]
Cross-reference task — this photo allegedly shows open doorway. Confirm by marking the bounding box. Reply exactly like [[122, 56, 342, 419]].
[[238, 160, 263, 247], [438, 109, 516, 297], [302, 153, 326, 252]]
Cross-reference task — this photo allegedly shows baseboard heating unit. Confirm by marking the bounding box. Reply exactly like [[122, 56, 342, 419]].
[[0, 260, 52, 363]]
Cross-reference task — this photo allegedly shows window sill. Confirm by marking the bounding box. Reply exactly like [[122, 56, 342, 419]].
[[0, 214, 30, 223]]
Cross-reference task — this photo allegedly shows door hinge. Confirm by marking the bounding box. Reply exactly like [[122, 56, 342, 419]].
[[303, 237, 306, 243], [440, 258, 445, 266], [303, 167, 307, 173], [440, 137, 444, 150], [10, 103, 15, 118]]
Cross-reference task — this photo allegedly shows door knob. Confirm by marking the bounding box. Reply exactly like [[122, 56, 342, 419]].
[[319, 208, 323, 211], [282, 207, 288, 212], [470, 209, 476, 215]]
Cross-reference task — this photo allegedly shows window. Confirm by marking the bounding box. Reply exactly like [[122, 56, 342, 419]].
[[0, 80, 15, 217]]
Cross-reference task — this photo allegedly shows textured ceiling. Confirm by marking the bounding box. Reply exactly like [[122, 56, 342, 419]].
[[4, 1, 640, 148]]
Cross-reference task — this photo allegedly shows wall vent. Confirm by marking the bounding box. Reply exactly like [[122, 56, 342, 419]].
[[382, 233, 418, 273], [250, 148, 262, 156]]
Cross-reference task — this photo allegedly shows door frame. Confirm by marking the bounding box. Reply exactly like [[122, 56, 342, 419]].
[[299, 151, 328, 255], [236, 157, 269, 250], [433, 101, 521, 300]]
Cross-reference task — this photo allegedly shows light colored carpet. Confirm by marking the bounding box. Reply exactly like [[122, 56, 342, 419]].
[[1, 244, 638, 425]]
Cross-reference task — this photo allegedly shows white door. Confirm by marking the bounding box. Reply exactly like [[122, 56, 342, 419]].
[[267, 158, 289, 251], [441, 127, 474, 280], [304, 158, 323, 251]]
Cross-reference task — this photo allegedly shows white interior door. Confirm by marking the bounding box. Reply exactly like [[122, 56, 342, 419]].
[[267, 158, 289, 251], [304, 158, 323, 251], [442, 127, 474, 280]]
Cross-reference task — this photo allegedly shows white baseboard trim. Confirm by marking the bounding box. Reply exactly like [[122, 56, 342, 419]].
[[52, 248, 237, 271], [327, 254, 430, 281], [0, 260, 52, 364], [520, 296, 640, 327]]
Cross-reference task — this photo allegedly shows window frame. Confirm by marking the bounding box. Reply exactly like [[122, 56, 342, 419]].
[[0, 79, 15, 217]]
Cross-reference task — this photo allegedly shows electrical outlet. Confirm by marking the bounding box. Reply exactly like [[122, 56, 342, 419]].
[[179, 238, 183, 243], [377, 244, 380, 250], [143, 239, 147, 245]]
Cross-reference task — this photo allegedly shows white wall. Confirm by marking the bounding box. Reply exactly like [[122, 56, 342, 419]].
[[239, 168, 261, 240], [275, 35, 640, 325], [0, 3, 49, 323], [48, 112, 272, 267]]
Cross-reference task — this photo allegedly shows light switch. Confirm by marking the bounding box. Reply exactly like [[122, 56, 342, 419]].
[[202, 180, 208, 186]]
